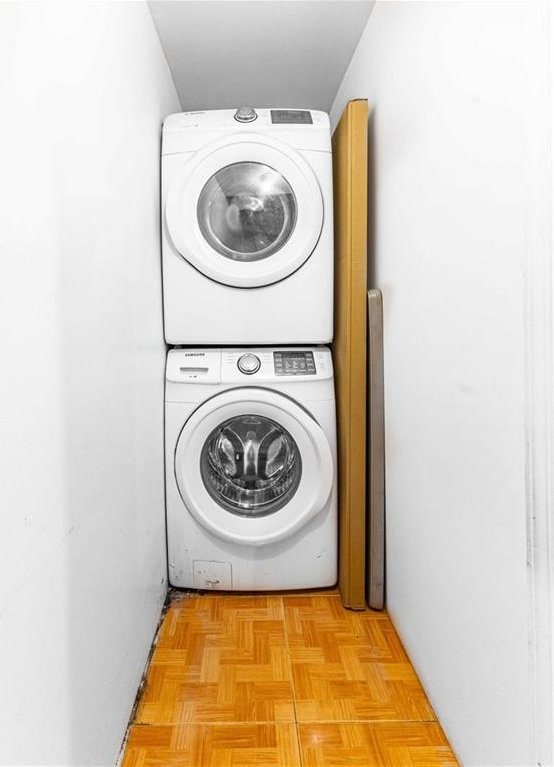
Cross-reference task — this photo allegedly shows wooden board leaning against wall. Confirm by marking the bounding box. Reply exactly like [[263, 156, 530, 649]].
[[367, 289, 385, 610], [332, 99, 368, 610]]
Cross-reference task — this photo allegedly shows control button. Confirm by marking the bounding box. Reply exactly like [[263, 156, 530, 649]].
[[234, 106, 257, 123], [237, 353, 261, 375]]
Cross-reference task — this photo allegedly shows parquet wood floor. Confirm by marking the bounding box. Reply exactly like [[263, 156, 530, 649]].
[[122, 591, 459, 766]]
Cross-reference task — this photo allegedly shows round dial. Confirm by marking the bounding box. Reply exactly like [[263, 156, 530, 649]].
[[234, 106, 257, 123], [237, 354, 261, 375]]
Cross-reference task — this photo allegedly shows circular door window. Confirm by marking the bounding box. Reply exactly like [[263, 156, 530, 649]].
[[197, 163, 297, 262], [174, 388, 333, 546], [165, 135, 323, 288], [200, 414, 302, 516]]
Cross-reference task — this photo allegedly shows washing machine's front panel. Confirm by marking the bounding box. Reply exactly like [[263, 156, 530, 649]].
[[174, 388, 333, 546], [165, 135, 323, 288]]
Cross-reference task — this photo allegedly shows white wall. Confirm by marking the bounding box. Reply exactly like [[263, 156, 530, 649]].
[[149, 0, 373, 112], [331, 3, 552, 766], [0, 3, 179, 765]]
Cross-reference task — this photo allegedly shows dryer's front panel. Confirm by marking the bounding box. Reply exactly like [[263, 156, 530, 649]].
[[174, 388, 333, 546], [165, 135, 324, 288]]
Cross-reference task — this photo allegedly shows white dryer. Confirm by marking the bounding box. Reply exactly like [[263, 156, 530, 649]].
[[165, 347, 337, 591], [162, 108, 333, 345]]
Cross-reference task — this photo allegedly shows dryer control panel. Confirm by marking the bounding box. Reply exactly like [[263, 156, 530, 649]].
[[165, 108, 328, 131], [162, 108, 331, 155], [167, 347, 332, 384]]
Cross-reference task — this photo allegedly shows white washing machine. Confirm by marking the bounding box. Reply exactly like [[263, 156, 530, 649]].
[[162, 108, 333, 345], [165, 346, 337, 591]]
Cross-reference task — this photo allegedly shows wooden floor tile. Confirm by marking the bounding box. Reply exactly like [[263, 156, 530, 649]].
[[284, 595, 435, 722], [136, 596, 295, 724], [298, 722, 459, 766], [123, 593, 459, 766], [122, 723, 301, 766]]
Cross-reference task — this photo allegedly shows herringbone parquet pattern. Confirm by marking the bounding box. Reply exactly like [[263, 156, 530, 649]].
[[136, 596, 295, 724], [299, 722, 459, 766], [285, 595, 435, 722], [122, 592, 459, 766], [123, 723, 300, 766]]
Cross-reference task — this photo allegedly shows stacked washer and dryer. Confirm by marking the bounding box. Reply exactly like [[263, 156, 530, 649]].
[[162, 107, 337, 591]]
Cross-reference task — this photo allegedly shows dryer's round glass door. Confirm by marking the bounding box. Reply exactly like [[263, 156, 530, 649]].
[[200, 414, 302, 516], [197, 163, 297, 261]]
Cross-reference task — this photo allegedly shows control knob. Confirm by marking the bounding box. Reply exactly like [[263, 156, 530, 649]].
[[234, 106, 257, 123], [237, 353, 261, 375]]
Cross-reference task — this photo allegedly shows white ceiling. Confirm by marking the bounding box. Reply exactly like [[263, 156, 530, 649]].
[[148, 1, 374, 113]]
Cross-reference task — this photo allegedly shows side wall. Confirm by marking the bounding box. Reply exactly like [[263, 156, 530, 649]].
[[331, 3, 551, 765], [0, 3, 179, 765]]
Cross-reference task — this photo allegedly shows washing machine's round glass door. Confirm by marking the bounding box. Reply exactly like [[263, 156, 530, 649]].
[[200, 414, 302, 516], [165, 134, 323, 288], [197, 163, 297, 262], [174, 388, 333, 546]]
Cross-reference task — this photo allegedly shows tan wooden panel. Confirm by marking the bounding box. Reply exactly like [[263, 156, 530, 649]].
[[367, 289, 385, 609], [332, 99, 368, 610]]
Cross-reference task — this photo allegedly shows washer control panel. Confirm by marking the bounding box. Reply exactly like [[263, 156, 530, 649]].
[[273, 350, 316, 376], [224, 347, 331, 381], [167, 347, 332, 384]]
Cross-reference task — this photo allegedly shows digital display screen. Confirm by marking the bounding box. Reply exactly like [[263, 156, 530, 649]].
[[274, 351, 316, 376], [270, 110, 313, 125]]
